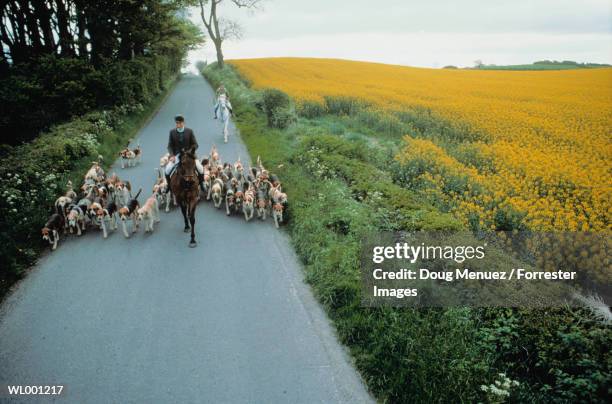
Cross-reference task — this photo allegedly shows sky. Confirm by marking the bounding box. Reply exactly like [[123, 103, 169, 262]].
[[186, 0, 612, 69]]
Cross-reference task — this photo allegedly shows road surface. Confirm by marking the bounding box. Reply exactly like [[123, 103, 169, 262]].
[[0, 75, 372, 403]]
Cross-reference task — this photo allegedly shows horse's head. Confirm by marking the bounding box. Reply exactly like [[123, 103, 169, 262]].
[[178, 147, 198, 188]]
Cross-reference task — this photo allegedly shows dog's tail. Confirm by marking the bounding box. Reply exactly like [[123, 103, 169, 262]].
[[134, 188, 142, 200]]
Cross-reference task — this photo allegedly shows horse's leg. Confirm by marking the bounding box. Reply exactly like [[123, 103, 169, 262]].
[[180, 201, 189, 232], [165, 193, 170, 212], [189, 202, 196, 247], [224, 119, 229, 143]]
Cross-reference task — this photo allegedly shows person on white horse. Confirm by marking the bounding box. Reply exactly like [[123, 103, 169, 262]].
[[213, 84, 228, 119], [164, 115, 206, 192], [213, 84, 233, 143]]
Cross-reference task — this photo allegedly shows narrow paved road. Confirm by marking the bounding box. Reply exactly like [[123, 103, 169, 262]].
[[0, 75, 372, 403]]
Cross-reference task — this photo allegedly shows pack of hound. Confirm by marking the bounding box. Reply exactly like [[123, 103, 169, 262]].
[[42, 158, 160, 251], [41, 144, 288, 251], [160, 145, 288, 228]]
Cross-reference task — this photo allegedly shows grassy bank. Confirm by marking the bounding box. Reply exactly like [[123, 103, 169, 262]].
[[0, 74, 180, 301], [202, 64, 610, 403]]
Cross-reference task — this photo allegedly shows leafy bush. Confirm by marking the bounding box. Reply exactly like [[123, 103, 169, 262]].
[[324, 96, 366, 116], [271, 106, 297, 129], [297, 100, 327, 118], [259, 88, 291, 127]]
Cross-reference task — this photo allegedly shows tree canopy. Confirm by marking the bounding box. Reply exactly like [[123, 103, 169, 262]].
[[0, 0, 204, 144]]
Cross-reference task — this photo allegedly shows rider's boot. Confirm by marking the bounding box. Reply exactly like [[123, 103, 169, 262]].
[[198, 173, 206, 192], [164, 174, 172, 193]]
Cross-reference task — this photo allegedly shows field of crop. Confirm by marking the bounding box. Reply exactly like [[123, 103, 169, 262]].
[[231, 57, 612, 232]]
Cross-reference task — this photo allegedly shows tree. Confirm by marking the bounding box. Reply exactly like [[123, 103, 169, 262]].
[[197, 0, 262, 69], [474, 59, 484, 69]]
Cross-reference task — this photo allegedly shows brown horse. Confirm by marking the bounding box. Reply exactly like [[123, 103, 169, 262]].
[[170, 147, 200, 247]]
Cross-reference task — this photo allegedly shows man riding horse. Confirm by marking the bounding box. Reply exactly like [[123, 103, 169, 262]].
[[164, 115, 205, 191]]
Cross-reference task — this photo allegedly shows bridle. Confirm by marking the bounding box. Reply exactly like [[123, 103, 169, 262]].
[[178, 154, 197, 189]]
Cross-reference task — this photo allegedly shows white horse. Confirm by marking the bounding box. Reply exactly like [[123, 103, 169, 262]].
[[216, 94, 232, 143]]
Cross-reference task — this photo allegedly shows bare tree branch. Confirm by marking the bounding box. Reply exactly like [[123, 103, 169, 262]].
[[219, 18, 243, 41], [230, 0, 263, 9]]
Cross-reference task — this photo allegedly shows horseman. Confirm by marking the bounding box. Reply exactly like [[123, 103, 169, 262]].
[[214, 84, 233, 119], [164, 115, 205, 191]]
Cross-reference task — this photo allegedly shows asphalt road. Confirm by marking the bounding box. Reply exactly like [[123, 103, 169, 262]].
[[0, 75, 372, 404]]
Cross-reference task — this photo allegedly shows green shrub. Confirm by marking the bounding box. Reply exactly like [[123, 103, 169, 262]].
[[324, 95, 366, 116], [259, 88, 291, 127], [297, 100, 327, 118], [271, 106, 297, 129]]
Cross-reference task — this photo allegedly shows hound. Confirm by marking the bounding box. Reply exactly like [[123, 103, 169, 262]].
[[119, 141, 142, 168], [118, 189, 141, 237], [269, 184, 288, 228], [256, 188, 268, 220], [65, 181, 77, 200], [153, 169, 171, 212], [269, 173, 281, 188], [234, 156, 244, 175], [77, 197, 92, 218], [160, 153, 170, 169], [137, 195, 160, 233], [201, 166, 211, 199], [114, 180, 132, 207], [243, 184, 255, 221], [207, 165, 221, 200], [88, 202, 109, 238], [211, 178, 224, 208], [104, 200, 119, 234], [225, 178, 235, 216], [85, 161, 105, 182], [54, 196, 72, 231], [234, 181, 244, 215], [105, 174, 120, 202], [210, 145, 220, 166], [42, 213, 64, 250], [66, 204, 87, 236]]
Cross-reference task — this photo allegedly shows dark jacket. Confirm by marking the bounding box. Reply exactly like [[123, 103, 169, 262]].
[[167, 128, 198, 155]]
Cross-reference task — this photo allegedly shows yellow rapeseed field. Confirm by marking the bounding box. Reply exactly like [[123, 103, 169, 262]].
[[231, 57, 612, 232]]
